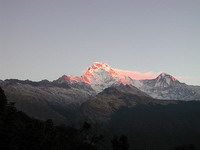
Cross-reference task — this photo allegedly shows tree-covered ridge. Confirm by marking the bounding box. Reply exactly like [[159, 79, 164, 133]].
[[108, 102, 200, 150], [0, 87, 131, 150], [0, 87, 104, 150], [1, 86, 200, 150]]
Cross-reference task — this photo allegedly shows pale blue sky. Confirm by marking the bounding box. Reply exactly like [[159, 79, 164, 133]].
[[0, 0, 200, 85]]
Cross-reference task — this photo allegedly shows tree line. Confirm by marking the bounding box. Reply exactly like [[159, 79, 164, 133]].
[[0, 87, 129, 150]]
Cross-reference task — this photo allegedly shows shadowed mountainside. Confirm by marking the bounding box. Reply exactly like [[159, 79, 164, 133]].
[[0, 79, 96, 124], [81, 85, 177, 122]]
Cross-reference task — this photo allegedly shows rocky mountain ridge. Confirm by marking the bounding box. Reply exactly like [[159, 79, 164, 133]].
[[56, 62, 200, 100], [0, 78, 96, 124], [1, 62, 200, 123]]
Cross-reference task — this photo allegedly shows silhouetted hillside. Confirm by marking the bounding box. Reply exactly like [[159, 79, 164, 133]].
[[106, 102, 200, 150], [1, 86, 200, 150], [0, 87, 106, 150]]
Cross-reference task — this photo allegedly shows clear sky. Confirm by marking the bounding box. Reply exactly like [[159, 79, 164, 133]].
[[0, 0, 200, 85]]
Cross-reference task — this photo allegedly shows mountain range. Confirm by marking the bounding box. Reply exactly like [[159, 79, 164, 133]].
[[1, 62, 200, 123], [56, 62, 200, 100]]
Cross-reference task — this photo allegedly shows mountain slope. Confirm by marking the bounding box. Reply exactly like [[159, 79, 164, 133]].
[[1, 62, 200, 123], [5, 62, 197, 101], [140, 73, 200, 100], [0, 79, 96, 124], [81, 63, 200, 100], [56, 62, 200, 100], [81, 85, 175, 122], [107, 101, 200, 150]]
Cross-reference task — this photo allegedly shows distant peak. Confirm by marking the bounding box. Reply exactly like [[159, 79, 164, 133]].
[[160, 72, 169, 77], [84, 62, 114, 76], [155, 72, 179, 88], [88, 62, 111, 71], [157, 72, 177, 81], [93, 62, 110, 66]]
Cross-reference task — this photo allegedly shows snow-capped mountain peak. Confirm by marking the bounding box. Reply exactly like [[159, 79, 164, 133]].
[[58, 62, 182, 93], [85, 62, 112, 73], [157, 73, 177, 82], [155, 72, 179, 88], [81, 62, 127, 92], [82, 62, 118, 84], [55, 63, 191, 100], [4, 62, 199, 101]]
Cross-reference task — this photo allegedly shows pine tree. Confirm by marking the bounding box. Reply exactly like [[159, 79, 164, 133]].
[[0, 87, 7, 114]]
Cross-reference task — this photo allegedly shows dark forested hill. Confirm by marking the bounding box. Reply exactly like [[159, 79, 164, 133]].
[[0, 87, 106, 150], [106, 102, 200, 150], [1, 85, 200, 150]]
